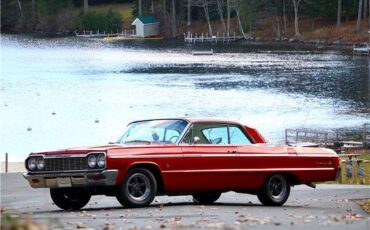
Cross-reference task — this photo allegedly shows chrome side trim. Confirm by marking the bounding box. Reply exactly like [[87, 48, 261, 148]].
[[162, 168, 335, 174]]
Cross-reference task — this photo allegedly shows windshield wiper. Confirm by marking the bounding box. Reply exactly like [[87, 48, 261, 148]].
[[124, 140, 151, 145]]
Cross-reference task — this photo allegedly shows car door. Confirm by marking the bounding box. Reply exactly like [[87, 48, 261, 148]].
[[233, 125, 291, 189], [179, 123, 239, 191]]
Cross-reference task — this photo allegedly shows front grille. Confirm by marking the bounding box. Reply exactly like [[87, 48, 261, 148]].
[[45, 157, 88, 171]]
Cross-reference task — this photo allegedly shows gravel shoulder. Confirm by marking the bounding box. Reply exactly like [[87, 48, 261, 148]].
[[1, 173, 369, 229]]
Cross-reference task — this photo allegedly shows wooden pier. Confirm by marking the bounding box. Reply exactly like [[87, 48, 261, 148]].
[[353, 43, 370, 56], [184, 32, 244, 44], [75, 30, 135, 38]]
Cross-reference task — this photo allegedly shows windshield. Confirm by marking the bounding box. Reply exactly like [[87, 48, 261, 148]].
[[118, 119, 188, 144]]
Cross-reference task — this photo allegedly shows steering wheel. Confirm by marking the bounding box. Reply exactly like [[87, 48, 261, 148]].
[[169, 135, 179, 143]]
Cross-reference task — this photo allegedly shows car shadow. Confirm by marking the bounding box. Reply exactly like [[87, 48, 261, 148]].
[[25, 201, 318, 215]]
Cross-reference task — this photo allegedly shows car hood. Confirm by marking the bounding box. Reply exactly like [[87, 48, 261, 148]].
[[30, 143, 176, 156]]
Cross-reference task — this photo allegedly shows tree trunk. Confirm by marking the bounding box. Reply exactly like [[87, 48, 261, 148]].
[[363, 0, 367, 19], [32, 0, 35, 18], [283, 0, 287, 33], [16, 0, 22, 17], [203, 1, 213, 36], [151, 0, 155, 14], [216, 0, 226, 34], [236, 9, 246, 38], [187, 0, 191, 26], [83, 0, 88, 13], [337, 0, 342, 28], [276, 16, 281, 39], [163, 0, 166, 25], [171, 0, 177, 37], [292, 0, 301, 37], [139, 0, 142, 16], [356, 0, 363, 31], [227, 0, 230, 36]]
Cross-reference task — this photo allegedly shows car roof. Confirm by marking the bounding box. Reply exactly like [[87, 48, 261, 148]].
[[130, 118, 244, 126]]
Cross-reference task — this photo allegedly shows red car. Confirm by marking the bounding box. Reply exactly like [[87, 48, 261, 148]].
[[24, 118, 339, 210]]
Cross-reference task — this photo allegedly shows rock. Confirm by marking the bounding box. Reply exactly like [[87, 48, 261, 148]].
[[27, 127, 32, 131]]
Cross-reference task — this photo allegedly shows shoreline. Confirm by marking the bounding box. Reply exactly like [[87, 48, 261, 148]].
[[2, 31, 359, 52], [1, 162, 26, 173]]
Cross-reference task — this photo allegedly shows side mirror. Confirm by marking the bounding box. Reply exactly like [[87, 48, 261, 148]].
[[193, 136, 200, 144]]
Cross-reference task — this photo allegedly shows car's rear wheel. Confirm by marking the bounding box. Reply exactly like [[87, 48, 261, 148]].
[[193, 192, 222, 204], [116, 168, 157, 208], [50, 188, 91, 210], [257, 174, 290, 206]]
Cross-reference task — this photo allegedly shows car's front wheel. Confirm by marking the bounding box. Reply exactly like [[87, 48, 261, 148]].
[[193, 192, 222, 204], [257, 174, 290, 206], [50, 188, 91, 210], [116, 168, 157, 208]]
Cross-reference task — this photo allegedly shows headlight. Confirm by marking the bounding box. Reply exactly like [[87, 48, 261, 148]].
[[27, 157, 37, 171], [97, 154, 105, 168], [37, 157, 45, 170], [88, 155, 97, 168]]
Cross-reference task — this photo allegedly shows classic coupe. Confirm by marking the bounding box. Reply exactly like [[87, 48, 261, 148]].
[[24, 118, 339, 210]]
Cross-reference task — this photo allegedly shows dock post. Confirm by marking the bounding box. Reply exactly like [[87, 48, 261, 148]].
[[341, 160, 347, 184], [352, 160, 358, 184], [364, 160, 369, 185], [5, 152, 8, 173], [295, 130, 298, 142], [285, 129, 288, 145]]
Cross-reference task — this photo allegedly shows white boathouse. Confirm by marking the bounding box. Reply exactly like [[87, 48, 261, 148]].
[[131, 16, 159, 37]]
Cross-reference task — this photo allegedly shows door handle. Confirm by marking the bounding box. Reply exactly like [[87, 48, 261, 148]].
[[227, 150, 237, 154]]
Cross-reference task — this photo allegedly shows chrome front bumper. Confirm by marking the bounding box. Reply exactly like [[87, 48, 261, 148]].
[[23, 170, 118, 188]]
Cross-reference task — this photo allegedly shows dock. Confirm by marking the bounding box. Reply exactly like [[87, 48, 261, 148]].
[[75, 30, 135, 38], [184, 32, 244, 44], [192, 49, 213, 55], [353, 43, 370, 56]]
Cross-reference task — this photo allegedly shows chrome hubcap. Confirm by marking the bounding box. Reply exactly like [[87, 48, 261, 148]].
[[267, 174, 287, 201], [126, 173, 150, 202]]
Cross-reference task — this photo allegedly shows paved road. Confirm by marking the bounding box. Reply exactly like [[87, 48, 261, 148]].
[[1, 173, 369, 229]]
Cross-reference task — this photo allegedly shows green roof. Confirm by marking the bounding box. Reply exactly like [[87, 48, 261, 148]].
[[137, 16, 159, 24]]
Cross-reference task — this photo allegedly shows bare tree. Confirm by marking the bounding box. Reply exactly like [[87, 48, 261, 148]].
[[292, 0, 302, 37], [337, 0, 342, 28], [32, 0, 35, 18], [83, 0, 89, 13], [363, 0, 368, 19], [216, 0, 226, 33], [283, 0, 287, 32], [187, 0, 191, 26], [139, 0, 143, 16], [356, 0, 363, 31], [171, 0, 177, 37], [16, 0, 22, 17], [192, 0, 215, 36], [227, 0, 230, 36], [151, 0, 155, 14]]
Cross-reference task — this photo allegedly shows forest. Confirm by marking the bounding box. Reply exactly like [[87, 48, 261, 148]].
[[1, 0, 370, 42]]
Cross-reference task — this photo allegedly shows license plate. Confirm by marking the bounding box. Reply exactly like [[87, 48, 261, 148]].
[[57, 177, 72, 187]]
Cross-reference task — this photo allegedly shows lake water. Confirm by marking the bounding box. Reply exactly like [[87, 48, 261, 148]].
[[1, 35, 369, 161]]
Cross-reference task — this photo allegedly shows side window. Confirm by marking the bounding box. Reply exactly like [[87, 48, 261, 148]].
[[201, 126, 228, 144], [181, 128, 192, 144], [229, 126, 251, 145], [164, 129, 180, 142]]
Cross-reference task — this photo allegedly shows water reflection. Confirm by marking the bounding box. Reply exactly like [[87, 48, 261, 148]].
[[0, 35, 369, 161]]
